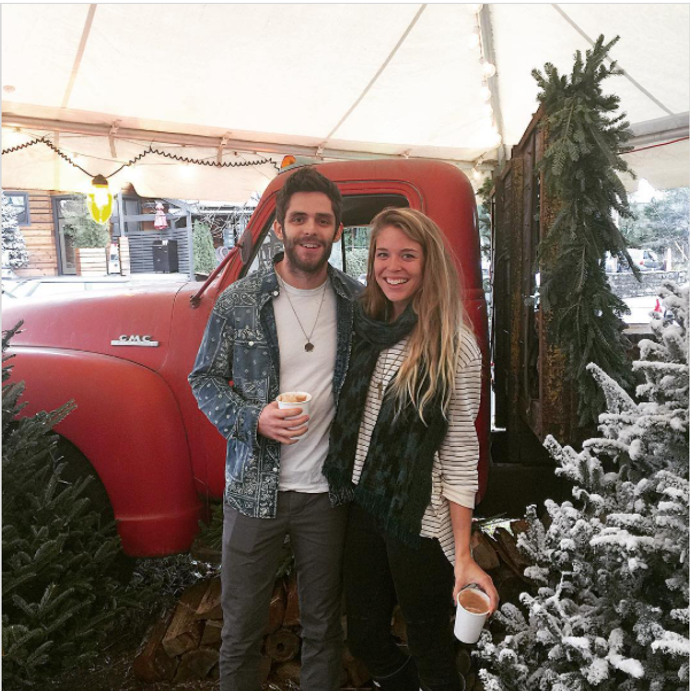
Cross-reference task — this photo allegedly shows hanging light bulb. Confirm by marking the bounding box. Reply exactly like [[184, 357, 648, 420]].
[[179, 162, 195, 179], [87, 174, 113, 224], [480, 84, 492, 102], [466, 3, 483, 13], [482, 103, 494, 118], [467, 31, 481, 51], [481, 61, 497, 78]]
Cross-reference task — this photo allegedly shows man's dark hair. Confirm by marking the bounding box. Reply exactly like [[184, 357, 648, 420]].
[[275, 166, 343, 232]]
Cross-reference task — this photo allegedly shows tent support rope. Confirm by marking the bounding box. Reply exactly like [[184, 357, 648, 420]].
[[551, 4, 674, 116], [61, 4, 98, 109], [325, 4, 428, 142]]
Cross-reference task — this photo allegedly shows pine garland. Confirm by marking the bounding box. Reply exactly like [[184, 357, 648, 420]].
[[534, 35, 637, 425]]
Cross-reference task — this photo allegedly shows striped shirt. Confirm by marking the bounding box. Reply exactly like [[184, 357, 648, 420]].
[[352, 328, 481, 564]]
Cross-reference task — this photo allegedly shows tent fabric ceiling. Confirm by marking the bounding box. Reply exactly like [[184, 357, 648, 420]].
[[2, 3, 688, 201]]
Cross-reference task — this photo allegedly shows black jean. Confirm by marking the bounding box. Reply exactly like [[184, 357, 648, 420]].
[[344, 503, 463, 691]]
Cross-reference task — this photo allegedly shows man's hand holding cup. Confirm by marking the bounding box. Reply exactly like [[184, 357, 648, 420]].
[[258, 392, 312, 445]]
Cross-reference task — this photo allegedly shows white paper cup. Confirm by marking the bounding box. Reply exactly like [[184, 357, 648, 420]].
[[276, 392, 311, 435], [454, 586, 490, 644]]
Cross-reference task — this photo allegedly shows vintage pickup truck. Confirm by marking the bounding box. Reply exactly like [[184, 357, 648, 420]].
[[5, 159, 490, 556]]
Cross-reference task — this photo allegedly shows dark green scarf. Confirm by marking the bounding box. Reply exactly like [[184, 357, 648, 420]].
[[323, 302, 448, 547]]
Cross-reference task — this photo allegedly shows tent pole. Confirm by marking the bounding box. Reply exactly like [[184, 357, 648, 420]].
[[479, 5, 507, 166]]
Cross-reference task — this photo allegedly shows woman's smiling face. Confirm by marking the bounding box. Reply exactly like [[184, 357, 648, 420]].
[[373, 225, 424, 320]]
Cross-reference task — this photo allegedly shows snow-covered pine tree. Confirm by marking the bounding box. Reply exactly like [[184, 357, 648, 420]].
[[2, 192, 30, 269], [478, 281, 689, 691]]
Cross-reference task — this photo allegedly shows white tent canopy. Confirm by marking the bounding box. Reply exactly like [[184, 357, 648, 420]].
[[2, 3, 688, 201]]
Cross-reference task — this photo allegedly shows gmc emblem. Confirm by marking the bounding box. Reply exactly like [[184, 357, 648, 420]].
[[110, 335, 160, 347]]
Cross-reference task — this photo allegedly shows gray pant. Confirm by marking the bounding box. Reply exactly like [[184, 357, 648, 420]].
[[220, 492, 348, 691]]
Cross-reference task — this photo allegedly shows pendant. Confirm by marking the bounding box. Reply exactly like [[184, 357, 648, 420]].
[[305, 342, 314, 352]]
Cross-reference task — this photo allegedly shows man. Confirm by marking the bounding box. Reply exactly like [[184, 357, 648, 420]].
[[189, 166, 360, 691]]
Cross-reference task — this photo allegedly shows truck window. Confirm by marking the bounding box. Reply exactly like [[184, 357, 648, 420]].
[[243, 194, 409, 280]]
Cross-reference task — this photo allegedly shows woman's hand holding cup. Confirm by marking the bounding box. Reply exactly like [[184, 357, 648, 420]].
[[451, 555, 499, 644]]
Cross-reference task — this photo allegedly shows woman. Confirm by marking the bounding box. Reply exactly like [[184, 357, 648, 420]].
[[323, 208, 499, 691]]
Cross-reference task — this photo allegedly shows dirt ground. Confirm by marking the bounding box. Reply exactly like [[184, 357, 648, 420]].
[[46, 641, 220, 691]]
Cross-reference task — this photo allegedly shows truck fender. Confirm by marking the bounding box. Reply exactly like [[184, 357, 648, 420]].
[[9, 346, 201, 557]]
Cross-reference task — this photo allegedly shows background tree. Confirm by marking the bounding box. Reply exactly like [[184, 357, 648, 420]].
[[61, 195, 110, 249], [192, 220, 216, 276], [620, 188, 689, 266], [478, 281, 689, 691], [2, 193, 30, 269]]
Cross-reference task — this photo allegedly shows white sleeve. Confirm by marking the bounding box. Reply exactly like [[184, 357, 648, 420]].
[[437, 330, 482, 509]]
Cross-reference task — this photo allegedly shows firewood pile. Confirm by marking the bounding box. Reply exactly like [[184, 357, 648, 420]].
[[133, 521, 531, 690]]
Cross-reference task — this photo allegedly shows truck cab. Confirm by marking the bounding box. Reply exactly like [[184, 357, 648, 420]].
[[5, 159, 489, 556]]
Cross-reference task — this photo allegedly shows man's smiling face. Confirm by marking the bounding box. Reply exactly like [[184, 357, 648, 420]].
[[274, 191, 343, 276]]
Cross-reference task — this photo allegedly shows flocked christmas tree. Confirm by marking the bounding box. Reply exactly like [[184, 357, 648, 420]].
[[477, 281, 689, 691], [2, 192, 30, 269]]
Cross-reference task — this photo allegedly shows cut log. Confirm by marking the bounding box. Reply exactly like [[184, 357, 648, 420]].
[[391, 605, 407, 643], [265, 582, 287, 634], [510, 519, 529, 536], [470, 531, 500, 571], [259, 655, 273, 685], [161, 582, 207, 657], [493, 527, 529, 576], [494, 568, 526, 607], [196, 577, 222, 620], [283, 572, 300, 627], [133, 610, 178, 682], [265, 629, 300, 662], [174, 646, 219, 682], [274, 660, 301, 684], [201, 619, 223, 647]]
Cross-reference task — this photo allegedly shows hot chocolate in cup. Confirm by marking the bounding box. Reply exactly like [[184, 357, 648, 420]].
[[276, 392, 311, 436], [454, 586, 491, 644]]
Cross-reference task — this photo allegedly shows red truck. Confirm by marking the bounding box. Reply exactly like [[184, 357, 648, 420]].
[[5, 159, 490, 557]]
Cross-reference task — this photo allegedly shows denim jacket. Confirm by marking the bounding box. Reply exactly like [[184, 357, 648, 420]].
[[189, 254, 361, 518]]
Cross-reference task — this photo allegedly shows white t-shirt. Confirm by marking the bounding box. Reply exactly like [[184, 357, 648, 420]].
[[273, 276, 337, 492]]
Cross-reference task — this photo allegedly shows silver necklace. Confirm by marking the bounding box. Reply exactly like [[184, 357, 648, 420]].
[[279, 275, 328, 352]]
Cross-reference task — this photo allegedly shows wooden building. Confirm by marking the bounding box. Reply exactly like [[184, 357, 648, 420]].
[[4, 189, 59, 277]]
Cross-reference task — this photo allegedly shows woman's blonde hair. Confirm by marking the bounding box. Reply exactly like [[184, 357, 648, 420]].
[[361, 207, 471, 420]]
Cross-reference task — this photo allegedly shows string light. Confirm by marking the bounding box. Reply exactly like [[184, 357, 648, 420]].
[[481, 60, 497, 78], [468, 30, 481, 51], [87, 174, 114, 224], [1, 136, 281, 178], [470, 6, 503, 154]]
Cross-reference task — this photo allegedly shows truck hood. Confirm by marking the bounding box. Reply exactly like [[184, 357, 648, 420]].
[[4, 282, 189, 371]]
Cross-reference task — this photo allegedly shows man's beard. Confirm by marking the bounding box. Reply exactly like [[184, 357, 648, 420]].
[[282, 234, 333, 275]]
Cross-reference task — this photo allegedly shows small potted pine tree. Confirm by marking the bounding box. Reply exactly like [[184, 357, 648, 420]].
[[62, 196, 110, 276]]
